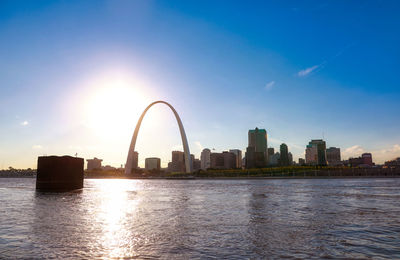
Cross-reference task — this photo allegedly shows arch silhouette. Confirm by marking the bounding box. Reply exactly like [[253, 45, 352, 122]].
[[125, 101, 192, 174]]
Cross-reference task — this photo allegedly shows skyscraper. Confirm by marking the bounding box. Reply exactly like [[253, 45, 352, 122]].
[[305, 145, 318, 165], [200, 148, 211, 170], [267, 147, 274, 157], [132, 151, 138, 169], [288, 152, 293, 166], [279, 143, 289, 166], [229, 149, 242, 168], [210, 151, 236, 169], [245, 127, 268, 168], [169, 151, 185, 172], [269, 152, 280, 166], [145, 157, 161, 171], [305, 139, 327, 166], [326, 147, 341, 166]]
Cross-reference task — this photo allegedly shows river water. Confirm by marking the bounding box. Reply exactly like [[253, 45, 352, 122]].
[[0, 178, 399, 259]]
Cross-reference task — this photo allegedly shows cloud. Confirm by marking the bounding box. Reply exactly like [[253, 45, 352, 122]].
[[373, 144, 400, 163], [342, 144, 400, 164], [265, 81, 275, 90], [297, 65, 319, 77], [32, 145, 43, 149], [342, 145, 365, 159], [20, 121, 29, 126], [194, 141, 203, 151]]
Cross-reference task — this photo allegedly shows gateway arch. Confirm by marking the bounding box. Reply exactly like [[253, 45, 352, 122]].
[[125, 101, 193, 174]]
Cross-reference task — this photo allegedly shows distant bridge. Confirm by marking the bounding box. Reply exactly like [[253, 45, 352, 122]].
[[125, 101, 192, 174]]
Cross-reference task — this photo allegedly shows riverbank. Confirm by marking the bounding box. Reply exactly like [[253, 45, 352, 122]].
[[2, 167, 400, 179]]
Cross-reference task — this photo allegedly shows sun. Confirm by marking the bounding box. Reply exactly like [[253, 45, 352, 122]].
[[82, 74, 150, 140]]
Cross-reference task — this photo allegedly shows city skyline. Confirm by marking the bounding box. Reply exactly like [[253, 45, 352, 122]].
[[1, 1, 400, 169]]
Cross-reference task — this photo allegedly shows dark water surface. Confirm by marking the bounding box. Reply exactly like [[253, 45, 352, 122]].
[[1, 178, 400, 259]]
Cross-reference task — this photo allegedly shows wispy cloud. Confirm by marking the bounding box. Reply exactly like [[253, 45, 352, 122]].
[[265, 81, 275, 90], [297, 65, 319, 77], [297, 43, 355, 78], [32, 145, 42, 149], [20, 121, 29, 126]]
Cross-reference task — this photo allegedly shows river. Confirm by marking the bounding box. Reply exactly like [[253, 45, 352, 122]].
[[1, 178, 399, 259]]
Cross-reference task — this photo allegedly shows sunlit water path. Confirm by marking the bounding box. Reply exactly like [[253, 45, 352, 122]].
[[1, 178, 400, 259]]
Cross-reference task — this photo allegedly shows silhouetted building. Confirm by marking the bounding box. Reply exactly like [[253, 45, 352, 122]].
[[169, 151, 185, 172], [229, 149, 242, 168], [269, 152, 280, 166], [145, 157, 160, 171], [210, 151, 236, 169], [86, 157, 102, 170], [362, 153, 373, 166], [102, 165, 116, 171], [279, 143, 290, 166], [348, 157, 364, 167], [298, 158, 305, 166], [190, 154, 195, 170], [326, 147, 341, 166], [385, 157, 400, 168], [267, 147, 274, 158], [132, 151, 138, 169], [193, 159, 201, 171], [305, 145, 317, 165], [305, 139, 327, 166], [288, 152, 293, 166], [210, 153, 224, 169], [347, 153, 373, 167], [200, 148, 211, 170], [245, 128, 268, 168]]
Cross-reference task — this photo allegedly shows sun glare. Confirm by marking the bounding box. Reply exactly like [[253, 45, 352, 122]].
[[82, 74, 150, 140]]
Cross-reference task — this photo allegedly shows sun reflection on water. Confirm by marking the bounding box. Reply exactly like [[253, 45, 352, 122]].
[[94, 179, 141, 258]]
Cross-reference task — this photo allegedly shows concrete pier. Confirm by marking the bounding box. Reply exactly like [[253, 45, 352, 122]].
[[36, 156, 84, 191]]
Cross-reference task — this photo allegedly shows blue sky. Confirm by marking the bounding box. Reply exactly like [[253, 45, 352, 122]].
[[1, 0, 400, 168]]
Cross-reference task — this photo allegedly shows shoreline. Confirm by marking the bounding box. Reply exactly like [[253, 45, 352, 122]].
[[86, 175, 400, 180]]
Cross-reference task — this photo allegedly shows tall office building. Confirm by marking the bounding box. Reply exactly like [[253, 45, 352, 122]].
[[306, 145, 318, 165], [269, 152, 280, 166], [229, 149, 242, 168], [169, 151, 185, 172], [305, 139, 327, 166], [245, 127, 268, 168], [326, 147, 341, 166], [193, 159, 201, 171], [288, 152, 293, 166], [132, 151, 138, 169], [298, 158, 306, 165], [200, 148, 211, 170], [145, 157, 160, 171], [267, 148, 275, 165], [210, 151, 236, 169], [279, 143, 290, 166]]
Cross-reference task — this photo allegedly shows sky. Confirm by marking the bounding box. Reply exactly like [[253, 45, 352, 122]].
[[1, 0, 400, 169]]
